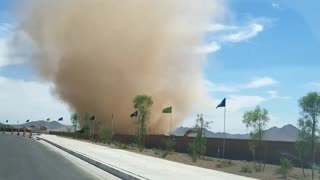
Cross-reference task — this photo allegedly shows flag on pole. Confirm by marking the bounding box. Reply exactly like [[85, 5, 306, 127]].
[[89, 115, 95, 121], [216, 98, 226, 109], [216, 97, 227, 159], [162, 106, 172, 113], [47, 118, 50, 121], [130, 111, 138, 118], [58, 117, 63, 121], [26, 119, 29, 122]]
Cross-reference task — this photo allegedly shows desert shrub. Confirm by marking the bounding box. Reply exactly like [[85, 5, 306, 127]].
[[188, 142, 198, 162], [216, 160, 234, 168], [153, 149, 160, 155], [99, 128, 112, 144], [162, 151, 169, 158], [164, 137, 176, 152], [201, 156, 214, 161], [276, 158, 293, 178], [254, 165, 262, 172], [79, 125, 90, 135], [240, 165, 252, 173], [66, 127, 72, 132], [162, 137, 176, 158], [119, 144, 128, 149]]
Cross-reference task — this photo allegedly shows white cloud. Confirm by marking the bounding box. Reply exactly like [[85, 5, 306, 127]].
[[272, 3, 280, 9], [198, 18, 270, 55], [183, 78, 281, 133], [205, 24, 238, 32], [203, 80, 238, 93], [267, 90, 291, 100], [0, 76, 71, 125], [204, 77, 278, 93], [0, 23, 32, 68], [245, 77, 278, 89], [195, 41, 221, 54], [228, 95, 266, 111], [182, 94, 266, 134], [181, 91, 291, 134], [0, 37, 12, 67], [0, 36, 27, 67], [221, 23, 263, 43], [0, 23, 14, 34], [267, 90, 279, 99], [0, 40, 27, 67]]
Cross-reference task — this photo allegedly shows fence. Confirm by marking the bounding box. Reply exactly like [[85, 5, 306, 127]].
[[49, 131, 316, 167]]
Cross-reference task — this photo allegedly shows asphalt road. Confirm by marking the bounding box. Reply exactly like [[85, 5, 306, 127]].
[[0, 133, 103, 180]]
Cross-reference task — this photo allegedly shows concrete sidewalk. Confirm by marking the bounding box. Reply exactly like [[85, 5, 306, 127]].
[[40, 134, 255, 180]]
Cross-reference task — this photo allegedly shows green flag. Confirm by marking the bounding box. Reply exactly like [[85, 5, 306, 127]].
[[162, 106, 172, 113]]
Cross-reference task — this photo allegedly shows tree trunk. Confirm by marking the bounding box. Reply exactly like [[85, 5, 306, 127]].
[[74, 123, 77, 138], [139, 114, 145, 152], [252, 149, 256, 168], [299, 153, 306, 178], [311, 118, 316, 180], [263, 143, 267, 172], [199, 128, 203, 159], [258, 126, 262, 170]]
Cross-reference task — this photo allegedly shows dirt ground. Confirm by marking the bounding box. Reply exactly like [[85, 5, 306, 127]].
[[123, 146, 317, 180], [59, 136, 318, 180]]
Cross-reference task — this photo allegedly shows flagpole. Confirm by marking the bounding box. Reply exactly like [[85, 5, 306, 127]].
[[170, 111, 172, 135], [223, 105, 226, 159], [112, 114, 114, 135], [92, 119, 95, 142]]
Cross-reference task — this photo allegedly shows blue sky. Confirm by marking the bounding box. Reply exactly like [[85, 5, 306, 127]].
[[186, 0, 320, 133], [0, 0, 319, 133]]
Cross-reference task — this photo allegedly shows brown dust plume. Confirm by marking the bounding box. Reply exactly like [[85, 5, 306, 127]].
[[15, 0, 224, 134]]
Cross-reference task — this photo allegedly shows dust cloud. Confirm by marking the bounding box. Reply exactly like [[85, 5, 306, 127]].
[[14, 0, 224, 134]]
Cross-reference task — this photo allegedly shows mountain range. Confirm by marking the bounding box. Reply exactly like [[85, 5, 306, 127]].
[[7, 120, 74, 132], [2, 120, 300, 142], [173, 124, 299, 142]]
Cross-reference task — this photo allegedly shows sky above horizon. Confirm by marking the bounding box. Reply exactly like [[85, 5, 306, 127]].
[[0, 0, 319, 134]]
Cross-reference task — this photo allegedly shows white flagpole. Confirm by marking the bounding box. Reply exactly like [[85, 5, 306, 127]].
[[112, 114, 114, 135], [223, 105, 226, 159], [92, 120, 94, 139], [92, 117, 95, 142], [170, 110, 172, 135]]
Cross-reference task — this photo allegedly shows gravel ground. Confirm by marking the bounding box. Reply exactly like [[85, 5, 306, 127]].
[[57, 136, 318, 180]]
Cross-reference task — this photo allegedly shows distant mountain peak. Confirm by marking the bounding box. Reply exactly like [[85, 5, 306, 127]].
[[282, 124, 296, 129], [10, 120, 68, 131], [173, 124, 300, 142]]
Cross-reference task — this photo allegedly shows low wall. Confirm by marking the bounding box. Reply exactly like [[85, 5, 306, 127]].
[[49, 131, 315, 167]]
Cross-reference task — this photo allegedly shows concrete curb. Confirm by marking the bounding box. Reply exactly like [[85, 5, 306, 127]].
[[40, 138, 149, 180]]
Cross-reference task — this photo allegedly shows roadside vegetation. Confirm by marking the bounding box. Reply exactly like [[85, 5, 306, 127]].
[[188, 114, 211, 162], [58, 92, 320, 180], [296, 92, 320, 180], [71, 113, 79, 137], [162, 136, 176, 158], [99, 127, 112, 144], [276, 158, 293, 179], [133, 94, 153, 152], [242, 106, 269, 172]]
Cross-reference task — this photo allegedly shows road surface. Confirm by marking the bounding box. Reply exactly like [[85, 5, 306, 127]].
[[0, 133, 118, 180]]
